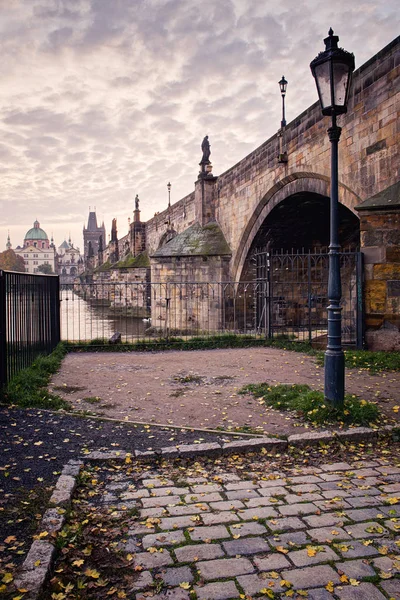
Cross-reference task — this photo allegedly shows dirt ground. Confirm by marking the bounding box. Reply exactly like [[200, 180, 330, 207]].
[[50, 347, 400, 436]]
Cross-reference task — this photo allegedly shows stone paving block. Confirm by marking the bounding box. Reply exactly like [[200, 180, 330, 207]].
[[191, 483, 223, 493], [245, 496, 285, 508], [346, 496, 381, 508], [237, 573, 286, 595], [174, 543, 224, 563], [151, 486, 189, 497], [307, 588, 335, 600], [384, 518, 400, 532], [142, 478, 174, 486], [288, 431, 334, 447], [41, 508, 66, 533], [161, 566, 194, 586], [185, 492, 223, 503], [290, 484, 321, 493], [381, 482, 400, 493], [128, 523, 151, 536], [189, 525, 230, 541], [336, 558, 376, 579], [267, 517, 306, 531], [209, 500, 244, 511], [138, 590, 190, 600], [178, 442, 222, 457], [322, 490, 351, 499], [304, 513, 348, 528], [167, 504, 206, 516], [141, 507, 167, 518], [222, 438, 286, 454], [279, 503, 318, 517], [281, 565, 340, 589], [308, 526, 351, 542], [222, 536, 270, 556], [268, 531, 309, 549], [319, 473, 345, 482], [288, 545, 339, 567], [345, 521, 388, 538], [377, 466, 400, 475], [160, 515, 197, 530], [253, 553, 291, 571], [259, 478, 287, 488], [288, 475, 324, 484], [286, 493, 323, 504], [238, 506, 278, 520], [343, 507, 384, 522], [380, 580, 400, 600], [195, 580, 239, 600], [134, 550, 173, 569], [373, 555, 400, 574], [142, 530, 185, 549], [121, 489, 150, 500], [201, 511, 240, 526], [258, 486, 287, 497], [213, 473, 241, 483], [332, 540, 380, 559], [321, 462, 353, 472], [49, 474, 76, 507], [225, 489, 260, 500], [197, 557, 254, 580], [336, 427, 378, 444], [142, 495, 181, 508], [314, 499, 351, 511], [130, 570, 153, 590], [224, 480, 259, 490], [229, 521, 266, 536], [335, 582, 387, 600], [351, 486, 381, 497]]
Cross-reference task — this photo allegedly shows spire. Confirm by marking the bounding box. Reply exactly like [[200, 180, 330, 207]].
[[6, 231, 11, 249]]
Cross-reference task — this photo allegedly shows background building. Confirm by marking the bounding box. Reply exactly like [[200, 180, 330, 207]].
[[14, 220, 56, 274]]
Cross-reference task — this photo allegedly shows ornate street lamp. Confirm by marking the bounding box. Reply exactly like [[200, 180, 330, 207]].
[[167, 182, 171, 208], [310, 29, 355, 408], [278, 76, 288, 128]]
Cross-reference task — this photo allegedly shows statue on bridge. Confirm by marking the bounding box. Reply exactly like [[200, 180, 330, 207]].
[[199, 135, 213, 177], [135, 194, 140, 211]]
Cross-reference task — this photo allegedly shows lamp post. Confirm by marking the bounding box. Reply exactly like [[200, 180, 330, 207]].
[[278, 76, 288, 128], [167, 182, 171, 208], [310, 29, 355, 408]]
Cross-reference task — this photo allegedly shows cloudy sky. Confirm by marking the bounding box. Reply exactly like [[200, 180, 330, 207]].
[[0, 0, 397, 253]]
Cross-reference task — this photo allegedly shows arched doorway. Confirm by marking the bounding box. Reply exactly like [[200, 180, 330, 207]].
[[239, 192, 362, 346]]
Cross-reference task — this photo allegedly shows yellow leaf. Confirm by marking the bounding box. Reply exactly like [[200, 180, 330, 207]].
[[325, 581, 334, 592], [280, 579, 292, 588], [380, 571, 393, 579], [350, 579, 360, 586], [85, 568, 100, 579], [125, 454, 132, 464], [5, 536, 16, 544], [387, 497, 400, 505], [82, 545, 92, 556], [276, 546, 289, 554], [2, 573, 13, 584], [180, 582, 191, 590], [233, 534, 241, 539], [297, 592, 308, 597], [307, 547, 317, 557], [260, 590, 274, 598], [147, 547, 158, 553], [378, 546, 388, 555], [126, 554, 133, 561], [37, 531, 49, 539], [340, 574, 349, 583], [34, 560, 41, 567], [72, 559, 85, 567]]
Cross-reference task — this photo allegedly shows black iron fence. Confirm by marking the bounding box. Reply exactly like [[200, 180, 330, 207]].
[[254, 249, 363, 347], [60, 252, 363, 347], [0, 271, 60, 388]]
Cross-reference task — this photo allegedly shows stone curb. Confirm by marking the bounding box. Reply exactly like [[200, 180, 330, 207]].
[[85, 425, 397, 462], [14, 459, 83, 600]]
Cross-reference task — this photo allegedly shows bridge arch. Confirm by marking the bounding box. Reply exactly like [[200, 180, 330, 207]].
[[233, 172, 362, 282]]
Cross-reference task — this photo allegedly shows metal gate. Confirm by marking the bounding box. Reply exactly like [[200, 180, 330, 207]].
[[253, 250, 363, 348]]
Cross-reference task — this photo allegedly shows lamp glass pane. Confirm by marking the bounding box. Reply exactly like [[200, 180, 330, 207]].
[[333, 62, 350, 107], [314, 61, 331, 109]]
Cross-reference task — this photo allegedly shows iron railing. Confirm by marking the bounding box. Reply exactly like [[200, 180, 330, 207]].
[[0, 271, 60, 388], [60, 256, 363, 347]]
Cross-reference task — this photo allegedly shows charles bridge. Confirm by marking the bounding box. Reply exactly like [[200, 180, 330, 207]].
[[80, 36, 399, 349]]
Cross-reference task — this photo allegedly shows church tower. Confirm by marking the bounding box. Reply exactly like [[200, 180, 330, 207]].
[[83, 209, 106, 265]]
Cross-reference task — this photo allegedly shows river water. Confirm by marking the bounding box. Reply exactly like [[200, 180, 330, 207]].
[[60, 289, 148, 342]]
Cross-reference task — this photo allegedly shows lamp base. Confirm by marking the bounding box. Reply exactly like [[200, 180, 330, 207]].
[[324, 349, 345, 408]]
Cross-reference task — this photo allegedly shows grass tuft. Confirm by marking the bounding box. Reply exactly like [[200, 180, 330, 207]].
[[3, 343, 71, 410], [240, 382, 380, 426]]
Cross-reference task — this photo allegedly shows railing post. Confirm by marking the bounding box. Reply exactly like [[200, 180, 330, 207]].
[[0, 271, 7, 389], [356, 252, 364, 349]]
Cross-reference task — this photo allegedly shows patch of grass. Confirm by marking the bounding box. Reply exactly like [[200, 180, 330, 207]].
[[240, 382, 380, 426], [174, 374, 203, 384], [53, 385, 86, 394], [3, 343, 71, 410], [82, 396, 102, 404], [343, 349, 400, 373]]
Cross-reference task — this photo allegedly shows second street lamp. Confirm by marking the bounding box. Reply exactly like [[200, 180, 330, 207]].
[[279, 76, 288, 128], [310, 29, 355, 408]]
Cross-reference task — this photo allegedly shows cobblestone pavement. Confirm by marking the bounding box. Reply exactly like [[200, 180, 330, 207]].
[[43, 448, 400, 600]]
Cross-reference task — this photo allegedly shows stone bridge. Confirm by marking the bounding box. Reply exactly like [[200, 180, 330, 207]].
[[138, 35, 398, 346]]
